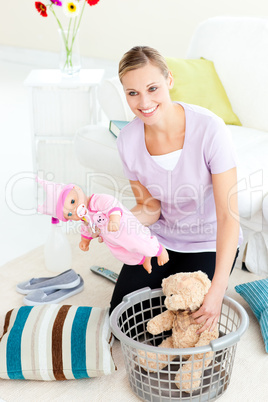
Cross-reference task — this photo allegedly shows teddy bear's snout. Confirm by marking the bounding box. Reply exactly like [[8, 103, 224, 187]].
[[165, 294, 187, 311], [164, 287, 205, 312]]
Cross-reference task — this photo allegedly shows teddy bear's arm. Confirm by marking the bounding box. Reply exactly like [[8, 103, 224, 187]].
[[147, 310, 174, 335], [194, 327, 219, 348]]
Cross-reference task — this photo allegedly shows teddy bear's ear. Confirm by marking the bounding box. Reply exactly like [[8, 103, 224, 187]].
[[162, 276, 173, 294], [161, 277, 168, 292], [192, 270, 211, 294]]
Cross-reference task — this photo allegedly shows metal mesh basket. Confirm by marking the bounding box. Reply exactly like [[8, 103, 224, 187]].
[[110, 287, 249, 402]]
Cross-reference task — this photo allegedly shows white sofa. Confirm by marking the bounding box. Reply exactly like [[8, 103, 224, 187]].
[[75, 16, 268, 275]]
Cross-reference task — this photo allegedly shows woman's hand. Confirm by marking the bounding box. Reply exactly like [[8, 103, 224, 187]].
[[191, 285, 224, 334], [108, 215, 121, 232]]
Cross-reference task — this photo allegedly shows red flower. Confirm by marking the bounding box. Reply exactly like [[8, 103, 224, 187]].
[[35, 2, 48, 17], [86, 0, 100, 6]]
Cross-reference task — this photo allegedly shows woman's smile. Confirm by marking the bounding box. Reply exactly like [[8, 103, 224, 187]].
[[139, 104, 159, 117]]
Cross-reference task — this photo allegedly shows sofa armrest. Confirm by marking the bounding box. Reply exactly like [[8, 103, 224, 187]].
[[75, 125, 124, 177], [97, 77, 135, 122], [74, 125, 135, 206], [263, 193, 268, 224]]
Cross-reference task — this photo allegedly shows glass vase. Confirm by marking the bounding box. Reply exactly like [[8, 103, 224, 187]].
[[58, 28, 81, 76]]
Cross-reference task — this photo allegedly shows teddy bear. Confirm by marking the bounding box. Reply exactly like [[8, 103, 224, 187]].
[[136, 271, 219, 393]]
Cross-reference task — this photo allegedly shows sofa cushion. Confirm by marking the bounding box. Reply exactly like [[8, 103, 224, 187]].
[[235, 278, 268, 352], [165, 57, 241, 126], [186, 16, 268, 131], [0, 305, 115, 380]]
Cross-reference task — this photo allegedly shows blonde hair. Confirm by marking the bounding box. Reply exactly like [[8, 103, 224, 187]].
[[118, 46, 169, 83]]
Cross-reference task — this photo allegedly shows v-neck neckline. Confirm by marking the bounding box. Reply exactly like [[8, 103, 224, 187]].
[[141, 101, 188, 173]]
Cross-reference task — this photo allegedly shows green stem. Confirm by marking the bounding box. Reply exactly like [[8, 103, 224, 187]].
[[65, 19, 73, 68], [66, 1, 87, 68], [50, 5, 67, 47], [72, 0, 86, 45], [50, 5, 71, 70], [69, 17, 78, 58], [67, 18, 72, 45]]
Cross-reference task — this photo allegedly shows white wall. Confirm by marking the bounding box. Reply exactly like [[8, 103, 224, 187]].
[[1, 0, 268, 62]]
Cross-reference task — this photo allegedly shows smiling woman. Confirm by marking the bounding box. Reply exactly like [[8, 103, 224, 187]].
[[110, 46, 242, 335]]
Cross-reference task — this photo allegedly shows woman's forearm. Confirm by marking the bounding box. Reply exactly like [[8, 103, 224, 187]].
[[130, 203, 161, 226], [128, 180, 161, 226], [211, 168, 240, 295], [211, 216, 240, 294]]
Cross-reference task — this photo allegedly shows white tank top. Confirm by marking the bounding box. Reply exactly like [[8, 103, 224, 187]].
[[151, 149, 183, 170]]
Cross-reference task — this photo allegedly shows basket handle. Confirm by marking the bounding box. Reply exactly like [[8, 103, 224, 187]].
[[122, 287, 152, 302], [122, 287, 163, 304], [210, 332, 241, 351]]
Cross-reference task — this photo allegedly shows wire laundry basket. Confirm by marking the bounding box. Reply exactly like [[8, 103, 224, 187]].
[[110, 287, 249, 402]]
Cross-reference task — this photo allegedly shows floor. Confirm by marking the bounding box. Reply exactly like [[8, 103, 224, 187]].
[[0, 45, 117, 267]]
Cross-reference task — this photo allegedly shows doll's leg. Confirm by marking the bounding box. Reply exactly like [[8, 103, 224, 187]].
[[106, 236, 169, 271], [123, 231, 169, 267], [141, 245, 169, 273], [141, 256, 153, 274], [156, 244, 169, 266], [106, 242, 146, 266]]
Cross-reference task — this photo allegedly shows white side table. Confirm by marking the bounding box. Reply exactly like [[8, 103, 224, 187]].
[[24, 69, 104, 188]]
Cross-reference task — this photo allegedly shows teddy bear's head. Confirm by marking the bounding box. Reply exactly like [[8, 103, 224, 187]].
[[162, 271, 211, 312], [93, 212, 108, 226]]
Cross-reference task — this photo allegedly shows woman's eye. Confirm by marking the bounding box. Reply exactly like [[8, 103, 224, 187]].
[[68, 212, 72, 217], [129, 91, 137, 96], [149, 86, 157, 92], [71, 199, 75, 204]]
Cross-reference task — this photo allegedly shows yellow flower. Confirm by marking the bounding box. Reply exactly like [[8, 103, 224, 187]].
[[63, 0, 80, 18]]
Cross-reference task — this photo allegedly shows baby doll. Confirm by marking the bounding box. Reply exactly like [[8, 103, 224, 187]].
[[36, 177, 169, 273]]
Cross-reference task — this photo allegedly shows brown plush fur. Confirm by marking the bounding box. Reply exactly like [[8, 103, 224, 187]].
[[136, 271, 219, 393]]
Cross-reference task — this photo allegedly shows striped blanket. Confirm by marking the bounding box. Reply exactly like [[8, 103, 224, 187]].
[[0, 305, 115, 380]]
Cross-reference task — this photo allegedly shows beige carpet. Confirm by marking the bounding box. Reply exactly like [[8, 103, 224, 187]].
[[0, 234, 267, 402]]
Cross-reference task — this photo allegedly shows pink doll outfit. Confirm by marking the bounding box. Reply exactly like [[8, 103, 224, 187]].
[[35, 176, 162, 265], [80, 193, 163, 265]]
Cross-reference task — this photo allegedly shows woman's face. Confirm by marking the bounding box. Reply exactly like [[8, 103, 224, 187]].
[[121, 62, 173, 126]]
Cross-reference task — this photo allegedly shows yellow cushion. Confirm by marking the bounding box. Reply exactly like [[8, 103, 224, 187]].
[[165, 57, 241, 126]]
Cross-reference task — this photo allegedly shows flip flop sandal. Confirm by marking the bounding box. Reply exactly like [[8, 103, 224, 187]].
[[16, 269, 80, 295], [23, 275, 84, 306]]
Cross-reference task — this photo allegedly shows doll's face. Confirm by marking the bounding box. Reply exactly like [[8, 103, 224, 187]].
[[63, 186, 87, 221]]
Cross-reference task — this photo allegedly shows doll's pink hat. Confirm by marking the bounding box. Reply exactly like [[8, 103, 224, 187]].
[[36, 176, 74, 222]]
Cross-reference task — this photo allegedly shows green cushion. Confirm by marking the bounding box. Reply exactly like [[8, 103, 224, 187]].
[[0, 305, 115, 380], [235, 278, 268, 353], [165, 57, 241, 126]]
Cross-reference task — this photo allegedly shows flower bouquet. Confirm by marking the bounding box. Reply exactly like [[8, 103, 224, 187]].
[[35, 0, 100, 75]]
